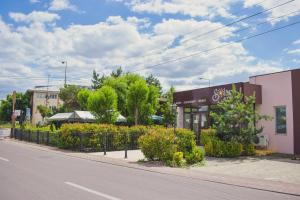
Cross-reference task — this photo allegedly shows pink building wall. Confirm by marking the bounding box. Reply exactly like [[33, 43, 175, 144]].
[[250, 71, 294, 154]]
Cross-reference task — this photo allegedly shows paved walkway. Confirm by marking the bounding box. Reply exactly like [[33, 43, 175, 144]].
[[89, 149, 300, 185]]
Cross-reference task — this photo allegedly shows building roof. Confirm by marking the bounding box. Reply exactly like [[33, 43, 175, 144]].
[[74, 111, 96, 120], [48, 112, 74, 121], [47, 111, 127, 123], [249, 68, 300, 78], [27, 85, 61, 93]]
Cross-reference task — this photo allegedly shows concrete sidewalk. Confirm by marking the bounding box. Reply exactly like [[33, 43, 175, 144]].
[[90, 148, 300, 185], [5, 139, 300, 196]]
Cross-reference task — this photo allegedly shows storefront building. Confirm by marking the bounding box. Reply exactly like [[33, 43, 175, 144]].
[[174, 69, 300, 155]]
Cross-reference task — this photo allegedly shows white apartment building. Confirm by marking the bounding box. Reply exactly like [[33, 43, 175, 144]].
[[27, 86, 63, 125]]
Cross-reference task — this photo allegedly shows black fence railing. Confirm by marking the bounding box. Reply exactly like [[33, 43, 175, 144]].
[[11, 128, 140, 158]]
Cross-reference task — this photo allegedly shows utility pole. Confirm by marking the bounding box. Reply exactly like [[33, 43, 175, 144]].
[[62, 61, 67, 86], [11, 91, 16, 138], [46, 74, 50, 106]]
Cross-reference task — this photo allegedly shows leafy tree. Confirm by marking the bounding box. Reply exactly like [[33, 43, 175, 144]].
[[110, 66, 123, 78], [146, 74, 162, 94], [210, 85, 271, 145], [77, 89, 91, 110], [87, 86, 118, 123], [161, 86, 176, 127], [120, 73, 143, 87], [140, 85, 160, 124], [59, 85, 81, 111], [91, 70, 107, 89], [103, 77, 128, 117], [127, 80, 149, 125], [0, 92, 30, 123], [37, 105, 52, 121]]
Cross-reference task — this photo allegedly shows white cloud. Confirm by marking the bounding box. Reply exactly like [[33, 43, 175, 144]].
[[244, 0, 300, 24], [294, 39, 300, 45], [9, 11, 60, 24], [0, 13, 284, 99], [49, 0, 78, 11], [117, 0, 239, 18], [30, 0, 40, 3], [288, 49, 300, 54]]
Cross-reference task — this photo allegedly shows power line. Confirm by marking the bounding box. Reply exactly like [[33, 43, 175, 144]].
[[125, 0, 295, 62], [131, 20, 300, 73], [151, 9, 300, 60], [179, 0, 295, 44]]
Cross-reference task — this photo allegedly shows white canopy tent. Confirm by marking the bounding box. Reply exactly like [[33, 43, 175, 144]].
[[47, 111, 126, 123]]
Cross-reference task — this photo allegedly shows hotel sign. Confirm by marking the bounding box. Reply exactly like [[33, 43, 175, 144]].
[[173, 82, 262, 107]]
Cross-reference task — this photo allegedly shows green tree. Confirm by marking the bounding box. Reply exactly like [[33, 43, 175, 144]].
[[140, 85, 160, 124], [103, 77, 128, 116], [59, 85, 81, 111], [37, 105, 52, 121], [110, 66, 123, 78], [210, 85, 271, 145], [0, 92, 30, 122], [127, 80, 149, 125], [146, 74, 162, 94], [161, 86, 176, 127], [91, 70, 107, 89], [87, 86, 118, 123], [77, 89, 91, 110]]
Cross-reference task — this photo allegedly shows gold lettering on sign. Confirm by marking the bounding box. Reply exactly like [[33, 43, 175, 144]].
[[212, 88, 231, 102]]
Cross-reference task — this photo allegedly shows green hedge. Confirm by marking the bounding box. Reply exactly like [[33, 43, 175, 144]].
[[201, 129, 255, 157], [58, 123, 149, 151]]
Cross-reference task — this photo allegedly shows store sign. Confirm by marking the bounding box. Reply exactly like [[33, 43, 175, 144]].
[[211, 88, 231, 103], [14, 110, 21, 116]]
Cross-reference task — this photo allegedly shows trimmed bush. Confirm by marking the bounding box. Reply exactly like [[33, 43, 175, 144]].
[[138, 128, 176, 162], [138, 127, 204, 165], [172, 152, 184, 167], [204, 137, 243, 158], [176, 128, 196, 156], [223, 141, 243, 157], [243, 144, 256, 156], [185, 147, 205, 164], [200, 128, 217, 145]]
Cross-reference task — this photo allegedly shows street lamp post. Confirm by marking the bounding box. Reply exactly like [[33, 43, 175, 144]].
[[199, 77, 210, 88], [62, 61, 67, 86]]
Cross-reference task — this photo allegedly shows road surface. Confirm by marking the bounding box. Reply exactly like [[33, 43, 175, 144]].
[[0, 139, 299, 200]]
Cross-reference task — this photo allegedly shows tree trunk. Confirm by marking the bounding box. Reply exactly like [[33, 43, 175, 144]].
[[135, 107, 138, 126]]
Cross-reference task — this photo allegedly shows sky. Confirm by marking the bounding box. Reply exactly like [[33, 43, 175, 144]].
[[0, 0, 300, 99]]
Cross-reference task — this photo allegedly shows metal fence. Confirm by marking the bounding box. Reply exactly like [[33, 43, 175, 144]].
[[11, 128, 139, 158]]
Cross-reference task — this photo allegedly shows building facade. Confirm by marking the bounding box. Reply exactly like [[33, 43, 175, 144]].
[[27, 86, 62, 125], [174, 69, 300, 155]]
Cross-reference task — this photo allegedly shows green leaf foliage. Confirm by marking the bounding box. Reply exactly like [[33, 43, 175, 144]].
[[59, 85, 81, 111], [77, 89, 91, 110], [87, 86, 118, 124], [210, 84, 271, 145], [0, 92, 30, 122]]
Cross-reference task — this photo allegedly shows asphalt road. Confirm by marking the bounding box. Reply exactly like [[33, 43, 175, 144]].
[[0, 139, 299, 200]]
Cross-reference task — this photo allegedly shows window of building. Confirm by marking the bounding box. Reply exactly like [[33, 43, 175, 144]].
[[275, 106, 287, 134], [36, 93, 45, 99]]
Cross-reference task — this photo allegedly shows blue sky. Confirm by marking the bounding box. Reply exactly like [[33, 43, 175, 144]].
[[0, 0, 300, 98]]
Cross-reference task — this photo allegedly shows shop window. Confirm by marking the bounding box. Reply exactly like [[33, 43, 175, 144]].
[[184, 113, 191, 129], [184, 108, 191, 113], [275, 106, 287, 134]]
